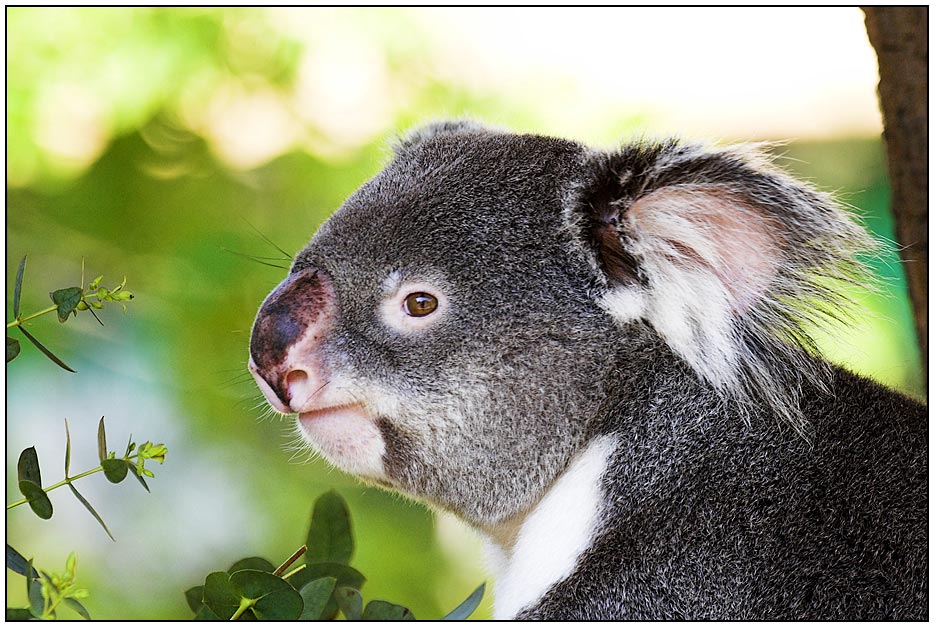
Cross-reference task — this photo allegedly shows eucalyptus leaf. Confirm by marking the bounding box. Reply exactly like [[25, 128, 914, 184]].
[[64, 419, 72, 477], [68, 484, 114, 542], [363, 599, 416, 620], [334, 586, 362, 621], [62, 598, 91, 620], [7, 336, 21, 362], [97, 418, 106, 462], [13, 255, 26, 317], [442, 582, 486, 620], [185, 586, 205, 613], [17, 326, 75, 372], [228, 557, 275, 574], [286, 562, 365, 593], [50, 287, 82, 323], [6, 608, 33, 620], [202, 571, 241, 619], [18, 482, 53, 520], [6, 545, 38, 578], [306, 490, 353, 564], [129, 464, 150, 492], [298, 577, 336, 620], [26, 560, 43, 618], [101, 458, 129, 483], [193, 605, 221, 620], [230, 569, 304, 620], [17, 447, 42, 486]]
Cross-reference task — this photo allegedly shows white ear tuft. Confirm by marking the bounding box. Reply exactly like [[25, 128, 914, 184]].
[[624, 185, 781, 391], [579, 140, 876, 435]]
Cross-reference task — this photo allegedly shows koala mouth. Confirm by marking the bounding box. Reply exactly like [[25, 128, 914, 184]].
[[295, 402, 388, 481], [298, 403, 368, 426]]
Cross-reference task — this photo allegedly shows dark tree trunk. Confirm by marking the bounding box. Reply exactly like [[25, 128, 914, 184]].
[[863, 7, 929, 376]]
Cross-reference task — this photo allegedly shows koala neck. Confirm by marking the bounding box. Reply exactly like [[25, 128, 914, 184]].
[[481, 435, 617, 619]]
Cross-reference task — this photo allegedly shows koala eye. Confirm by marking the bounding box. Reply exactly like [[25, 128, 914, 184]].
[[403, 292, 438, 317]]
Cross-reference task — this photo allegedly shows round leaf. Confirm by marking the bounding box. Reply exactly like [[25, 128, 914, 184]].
[[6, 336, 21, 362], [202, 571, 240, 619], [50, 287, 82, 323], [229, 570, 303, 620], [193, 605, 221, 620], [363, 600, 416, 620], [185, 586, 205, 613], [101, 458, 129, 484], [287, 562, 365, 592], [298, 577, 336, 620], [334, 586, 362, 621], [19, 481, 53, 520], [228, 557, 275, 574]]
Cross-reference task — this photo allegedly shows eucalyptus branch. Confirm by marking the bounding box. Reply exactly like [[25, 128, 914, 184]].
[[7, 444, 166, 511]]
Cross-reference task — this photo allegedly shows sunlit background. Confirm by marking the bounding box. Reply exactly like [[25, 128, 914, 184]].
[[6, 7, 924, 620]]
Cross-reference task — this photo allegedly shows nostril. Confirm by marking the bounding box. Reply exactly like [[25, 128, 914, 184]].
[[285, 370, 308, 402]]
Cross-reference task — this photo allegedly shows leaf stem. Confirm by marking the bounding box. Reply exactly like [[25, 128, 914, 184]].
[[6, 452, 148, 510], [7, 305, 59, 328], [230, 598, 255, 621]]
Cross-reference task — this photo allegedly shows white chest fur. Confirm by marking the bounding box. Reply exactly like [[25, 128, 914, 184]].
[[486, 436, 616, 619]]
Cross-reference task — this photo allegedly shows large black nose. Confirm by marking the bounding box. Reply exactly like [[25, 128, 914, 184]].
[[249, 267, 336, 411]]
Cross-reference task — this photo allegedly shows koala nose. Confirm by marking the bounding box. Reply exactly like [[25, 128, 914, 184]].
[[248, 267, 337, 413]]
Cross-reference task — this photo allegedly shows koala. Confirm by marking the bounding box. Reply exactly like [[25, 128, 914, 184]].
[[248, 120, 927, 620]]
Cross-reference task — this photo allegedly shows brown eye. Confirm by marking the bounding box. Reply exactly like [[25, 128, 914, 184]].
[[403, 292, 438, 317]]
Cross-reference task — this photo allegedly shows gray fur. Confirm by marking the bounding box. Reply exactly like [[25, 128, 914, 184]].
[[251, 121, 927, 619]]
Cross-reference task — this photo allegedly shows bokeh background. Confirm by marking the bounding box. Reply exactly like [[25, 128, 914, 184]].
[[6, 7, 924, 620]]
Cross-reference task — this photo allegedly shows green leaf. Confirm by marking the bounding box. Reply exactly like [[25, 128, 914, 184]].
[[306, 490, 353, 565], [334, 586, 362, 621], [97, 418, 106, 462], [101, 458, 128, 483], [7, 336, 21, 362], [13, 255, 26, 318], [17, 447, 42, 486], [26, 560, 43, 618], [68, 484, 114, 542], [202, 571, 241, 620], [185, 586, 205, 613], [6, 545, 38, 578], [442, 582, 486, 620], [228, 557, 275, 574], [128, 464, 150, 492], [50, 287, 82, 322], [230, 570, 303, 620], [298, 577, 336, 620], [17, 326, 75, 372], [6, 608, 33, 620], [286, 562, 365, 592], [18, 482, 53, 520], [62, 598, 91, 620], [363, 599, 416, 620], [193, 605, 221, 620], [17, 448, 52, 520], [64, 420, 72, 477]]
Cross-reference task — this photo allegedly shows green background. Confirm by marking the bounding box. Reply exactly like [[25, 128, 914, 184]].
[[6, 7, 924, 620]]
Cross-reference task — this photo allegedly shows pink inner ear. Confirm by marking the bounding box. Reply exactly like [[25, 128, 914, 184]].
[[626, 186, 781, 313]]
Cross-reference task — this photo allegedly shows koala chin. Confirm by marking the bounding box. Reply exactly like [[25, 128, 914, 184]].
[[249, 120, 927, 620]]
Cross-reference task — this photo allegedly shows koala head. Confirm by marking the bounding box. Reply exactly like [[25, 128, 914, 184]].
[[249, 120, 871, 528]]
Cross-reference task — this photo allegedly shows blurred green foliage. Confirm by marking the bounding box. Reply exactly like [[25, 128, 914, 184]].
[[6, 6, 923, 622]]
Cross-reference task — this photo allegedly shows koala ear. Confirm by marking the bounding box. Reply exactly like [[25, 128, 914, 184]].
[[396, 118, 495, 152], [579, 140, 875, 433]]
